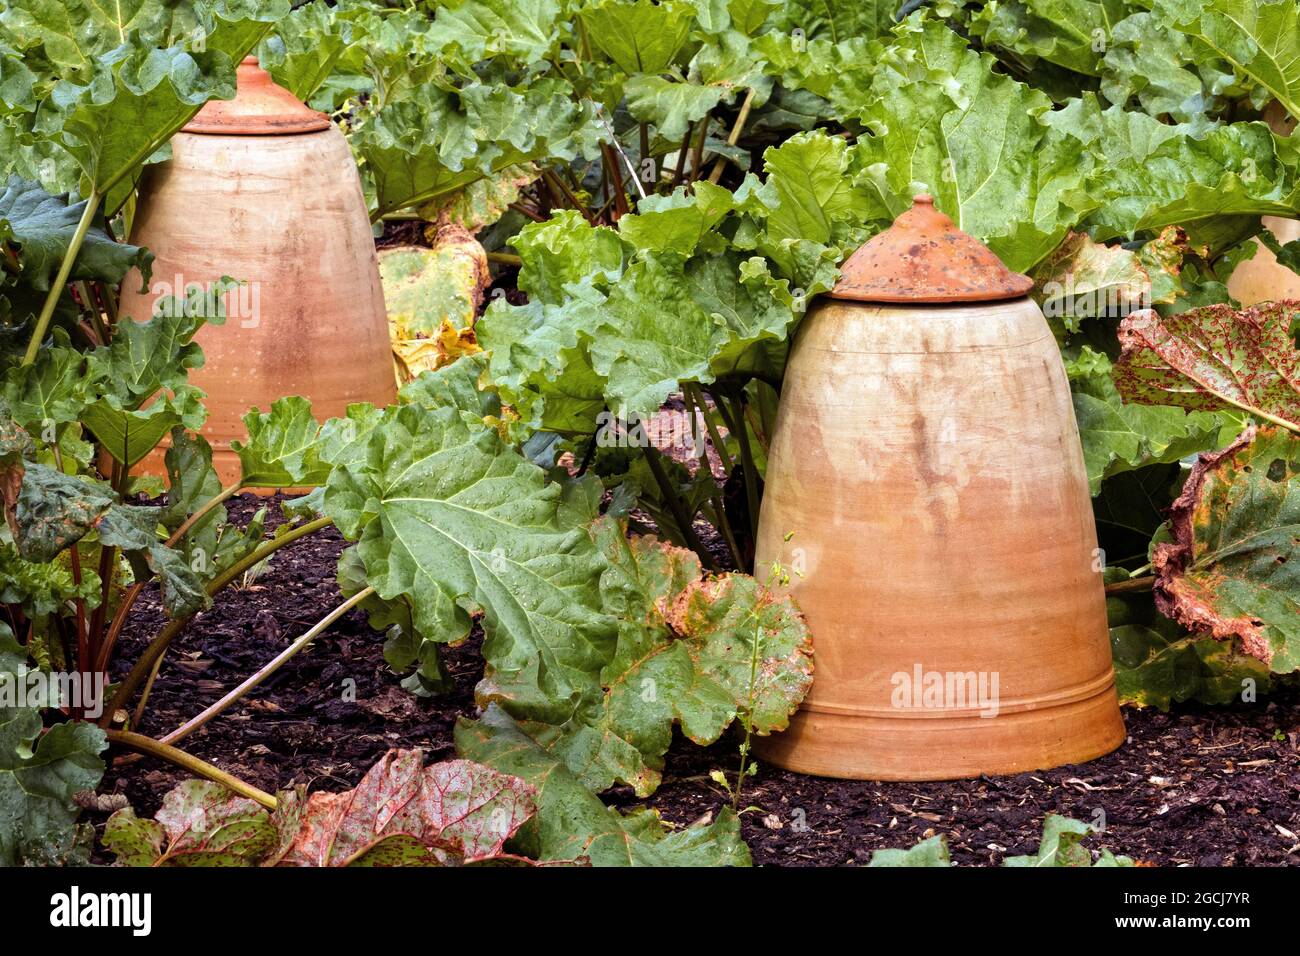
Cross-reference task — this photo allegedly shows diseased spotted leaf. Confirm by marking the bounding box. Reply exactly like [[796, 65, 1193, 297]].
[[1030, 232, 1154, 331], [659, 568, 814, 734], [104, 780, 276, 867], [1110, 623, 1273, 710], [1115, 302, 1300, 429], [273, 750, 536, 866], [1151, 426, 1300, 672]]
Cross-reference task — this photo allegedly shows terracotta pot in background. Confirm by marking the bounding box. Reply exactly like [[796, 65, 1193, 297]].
[[120, 57, 396, 486], [752, 196, 1125, 781], [1227, 102, 1300, 306]]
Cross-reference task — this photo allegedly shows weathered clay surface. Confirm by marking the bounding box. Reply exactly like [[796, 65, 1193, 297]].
[[752, 294, 1124, 780]]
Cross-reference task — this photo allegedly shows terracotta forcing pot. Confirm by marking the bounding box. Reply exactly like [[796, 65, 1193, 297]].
[[751, 196, 1125, 781], [120, 57, 396, 485]]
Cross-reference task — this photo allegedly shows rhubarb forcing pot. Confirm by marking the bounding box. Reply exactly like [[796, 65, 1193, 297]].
[[120, 57, 396, 484], [751, 196, 1125, 781]]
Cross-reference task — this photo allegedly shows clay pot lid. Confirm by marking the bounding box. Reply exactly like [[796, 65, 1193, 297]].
[[828, 195, 1033, 303], [183, 57, 331, 135]]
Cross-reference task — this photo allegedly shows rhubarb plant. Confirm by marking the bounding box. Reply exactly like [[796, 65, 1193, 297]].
[[4, 0, 1300, 870]]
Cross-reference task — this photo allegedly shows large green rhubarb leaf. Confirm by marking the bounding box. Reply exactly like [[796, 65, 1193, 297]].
[[768, 0, 895, 43], [1100, 10, 1240, 122], [852, 17, 1095, 272], [0, 176, 151, 291], [0, 621, 106, 866], [323, 401, 616, 724], [580, 0, 693, 74], [965, 0, 1135, 78], [1154, 0, 1300, 119], [427, 0, 564, 66], [23, 2, 291, 211], [354, 78, 600, 218], [455, 704, 751, 866], [516, 517, 812, 796], [1151, 426, 1300, 672], [1048, 97, 1300, 252], [1069, 348, 1225, 494]]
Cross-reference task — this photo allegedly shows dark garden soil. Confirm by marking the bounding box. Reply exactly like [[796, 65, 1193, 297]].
[[98, 494, 1300, 867]]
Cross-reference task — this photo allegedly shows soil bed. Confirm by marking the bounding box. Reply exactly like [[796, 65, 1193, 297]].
[[101, 495, 1300, 867]]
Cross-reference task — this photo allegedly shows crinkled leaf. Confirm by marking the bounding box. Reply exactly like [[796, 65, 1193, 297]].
[[0, 175, 151, 291], [853, 17, 1094, 272], [427, 0, 563, 65], [510, 516, 812, 797], [768, 0, 894, 42], [1100, 10, 1235, 123], [1069, 348, 1225, 494], [760, 130, 871, 249], [455, 704, 751, 866], [1151, 426, 1300, 672], [1155, 0, 1300, 120], [0, 622, 106, 866], [355, 79, 600, 218], [510, 210, 628, 305], [965, 0, 1132, 78], [231, 396, 331, 488], [323, 402, 615, 725], [1049, 97, 1300, 252], [1, 332, 90, 430], [580, 0, 693, 74], [617, 182, 734, 258]]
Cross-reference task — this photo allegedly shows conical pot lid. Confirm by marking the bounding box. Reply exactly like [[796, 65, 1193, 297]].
[[183, 56, 331, 135], [828, 195, 1033, 303]]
